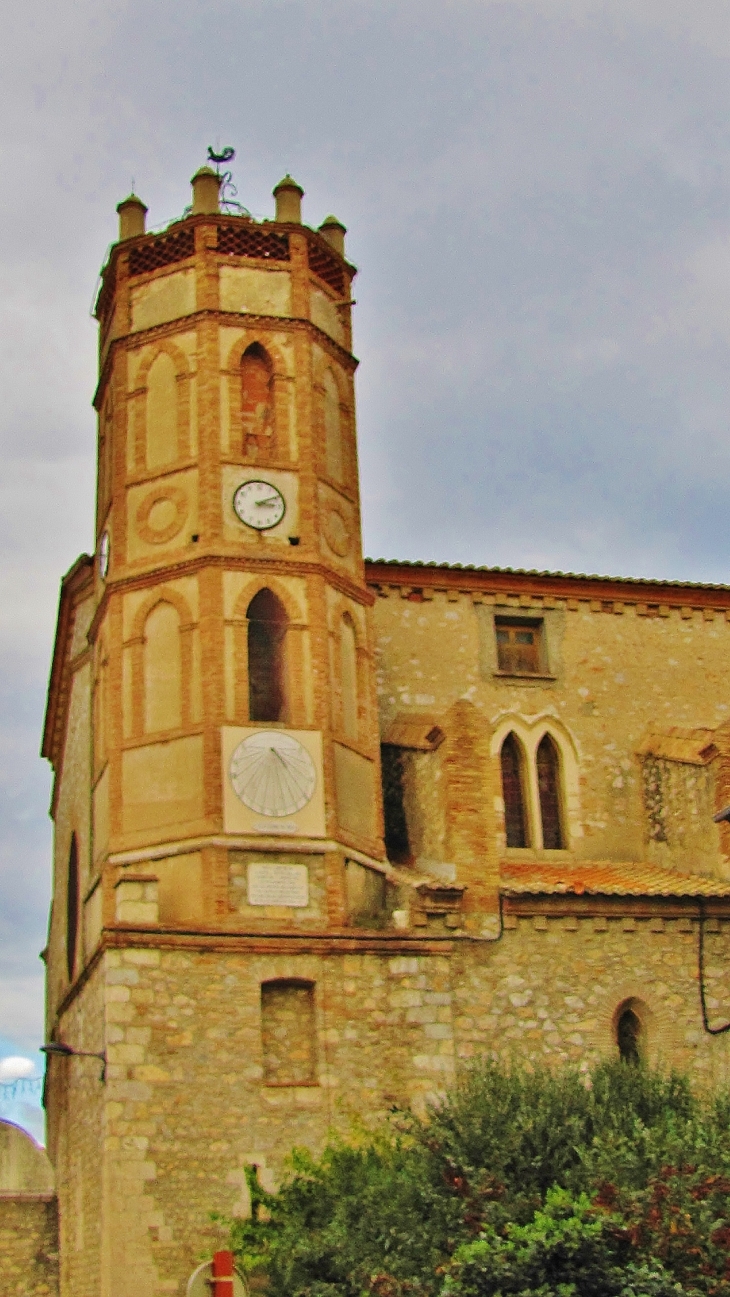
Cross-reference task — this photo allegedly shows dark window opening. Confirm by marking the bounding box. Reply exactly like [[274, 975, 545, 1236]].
[[537, 734, 564, 849], [501, 733, 529, 848], [381, 744, 411, 862], [617, 1007, 642, 1065], [66, 834, 79, 982], [247, 588, 287, 722], [496, 619, 543, 675]]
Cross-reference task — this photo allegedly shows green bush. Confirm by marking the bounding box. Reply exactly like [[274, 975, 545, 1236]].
[[223, 1062, 730, 1297]]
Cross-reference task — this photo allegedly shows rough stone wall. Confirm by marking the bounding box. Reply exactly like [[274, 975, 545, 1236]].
[[95, 942, 455, 1293], [72, 922, 730, 1294], [0, 1196, 59, 1296], [49, 965, 106, 1297], [454, 917, 730, 1083]]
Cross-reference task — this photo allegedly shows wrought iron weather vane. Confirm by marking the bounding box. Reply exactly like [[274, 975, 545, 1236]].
[[207, 146, 249, 215]]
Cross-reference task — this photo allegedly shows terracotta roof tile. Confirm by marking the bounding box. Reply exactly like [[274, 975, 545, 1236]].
[[365, 558, 730, 593], [500, 860, 730, 898]]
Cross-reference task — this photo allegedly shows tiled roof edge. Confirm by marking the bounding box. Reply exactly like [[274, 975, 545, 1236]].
[[364, 558, 730, 594]]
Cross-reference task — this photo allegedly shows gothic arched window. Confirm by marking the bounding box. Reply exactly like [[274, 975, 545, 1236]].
[[340, 614, 358, 739], [537, 734, 563, 849], [617, 1004, 643, 1065], [247, 588, 288, 722], [501, 732, 529, 848], [241, 343, 274, 457], [66, 834, 79, 982]]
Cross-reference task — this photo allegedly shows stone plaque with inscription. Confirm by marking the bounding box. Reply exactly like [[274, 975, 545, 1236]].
[[247, 862, 309, 908]]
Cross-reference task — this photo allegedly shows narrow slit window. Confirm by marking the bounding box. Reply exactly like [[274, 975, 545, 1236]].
[[536, 734, 564, 849], [500, 733, 529, 848], [495, 619, 543, 675], [247, 589, 287, 722], [381, 745, 411, 862]]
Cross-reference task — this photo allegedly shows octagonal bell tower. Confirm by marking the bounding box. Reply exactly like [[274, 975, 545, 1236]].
[[94, 163, 384, 905], [42, 160, 389, 1296]]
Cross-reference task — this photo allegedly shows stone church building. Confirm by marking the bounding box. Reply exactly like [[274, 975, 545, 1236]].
[[11, 162, 730, 1294]]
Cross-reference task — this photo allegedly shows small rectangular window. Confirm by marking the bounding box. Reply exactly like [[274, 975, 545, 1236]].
[[495, 619, 544, 675]]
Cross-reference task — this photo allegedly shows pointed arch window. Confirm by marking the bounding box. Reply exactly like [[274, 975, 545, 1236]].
[[537, 734, 563, 849], [616, 1000, 646, 1065], [247, 588, 288, 722], [501, 732, 529, 848], [241, 343, 274, 457], [66, 834, 79, 982]]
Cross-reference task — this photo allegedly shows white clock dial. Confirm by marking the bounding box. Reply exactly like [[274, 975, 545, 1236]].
[[98, 531, 110, 579], [233, 480, 286, 531], [229, 731, 316, 817]]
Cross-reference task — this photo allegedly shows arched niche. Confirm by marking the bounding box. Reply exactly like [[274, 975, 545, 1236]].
[[145, 351, 178, 470], [241, 343, 274, 458], [340, 614, 358, 740], [143, 601, 183, 733], [323, 369, 343, 482]]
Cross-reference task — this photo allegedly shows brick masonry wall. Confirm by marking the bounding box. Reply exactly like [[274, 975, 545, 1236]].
[[0, 1196, 59, 1296]]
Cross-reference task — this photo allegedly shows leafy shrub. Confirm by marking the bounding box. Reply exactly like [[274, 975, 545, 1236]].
[[224, 1061, 730, 1297]]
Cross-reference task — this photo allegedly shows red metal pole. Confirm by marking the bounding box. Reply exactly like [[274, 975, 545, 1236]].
[[212, 1250, 234, 1297]]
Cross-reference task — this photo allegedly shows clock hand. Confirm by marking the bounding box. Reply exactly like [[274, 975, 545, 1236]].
[[256, 496, 279, 507]]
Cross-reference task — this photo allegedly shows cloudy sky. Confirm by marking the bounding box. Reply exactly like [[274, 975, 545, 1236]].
[[4, 0, 730, 1135]]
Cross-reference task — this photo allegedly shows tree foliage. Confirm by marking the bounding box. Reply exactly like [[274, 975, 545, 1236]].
[[224, 1061, 730, 1297]]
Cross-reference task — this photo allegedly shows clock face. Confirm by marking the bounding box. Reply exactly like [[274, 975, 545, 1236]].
[[233, 480, 286, 531], [229, 731, 317, 817], [98, 531, 110, 580]]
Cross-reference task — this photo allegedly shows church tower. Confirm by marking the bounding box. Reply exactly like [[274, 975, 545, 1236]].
[[42, 163, 393, 1296]]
